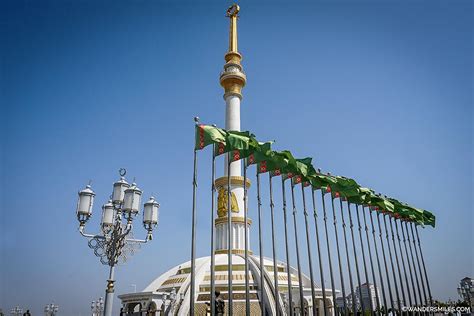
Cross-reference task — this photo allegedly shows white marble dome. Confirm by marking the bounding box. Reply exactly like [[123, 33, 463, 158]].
[[119, 254, 336, 315]]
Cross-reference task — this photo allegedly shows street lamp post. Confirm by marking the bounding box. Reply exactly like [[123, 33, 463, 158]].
[[10, 306, 22, 316], [91, 298, 104, 316], [76, 169, 159, 316], [44, 303, 59, 316]]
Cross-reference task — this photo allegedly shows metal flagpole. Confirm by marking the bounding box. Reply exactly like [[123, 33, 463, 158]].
[[338, 198, 356, 315], [409, 223, 428, 306], [210, 143, 217, 316], [398, 219, 418, 309], [381, 213, 401, 314], [269, 173, 281, 316], [320, 189, 337, 314], [243, 162, 250, 316], [383, 215, 406, 313], [403, 221, 423, 309], [281, 177, 294, 314], [330, 193, 347, 315], [374, 211, 394, 314], [256, 171, 266, 316], [414, 224, 434, 307], [388, 216, 407, 312], [394, 218, 413, 309], [190, 120, 199, 316], [301, 183, 317, 316], [227, 154, 233, 315], [346, 202, 366, 315], [311, 189, 327, 316], [290, 179, 305, 314], [360, 206, 380, 315], [368, 208, 388, 314]]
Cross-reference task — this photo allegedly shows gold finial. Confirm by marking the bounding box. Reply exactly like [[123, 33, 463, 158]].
[[226, 3, 240, 17], [220, 4, 246, 100], [226, 4, 240, 53]]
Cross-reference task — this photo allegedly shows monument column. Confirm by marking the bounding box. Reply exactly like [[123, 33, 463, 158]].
[[215, 4, 250, 254]]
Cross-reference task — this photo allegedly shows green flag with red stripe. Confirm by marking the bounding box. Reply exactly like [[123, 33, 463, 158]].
[[308, 173, 337, 191], [331, 176, 360, 198], [214, 130, 258, 161], [291, 174, 311, 187], [263, 150, 298, 177], [388, 197, 435, 227], [195, 124, 227, 150], [289, 157, 314, 186], [364, 191, 395, 213], [246, 142, 274, 167], [347, 187, 372, 205]]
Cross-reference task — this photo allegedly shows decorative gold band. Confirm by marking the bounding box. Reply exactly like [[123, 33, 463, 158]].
[[215, 176, 251, 188], [215, 216, 252, 225], [215, 249, 254, 255], [224, 51, 242, 64]]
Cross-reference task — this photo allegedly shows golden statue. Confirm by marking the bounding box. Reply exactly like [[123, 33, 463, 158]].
[[217, 187, 239, 217]]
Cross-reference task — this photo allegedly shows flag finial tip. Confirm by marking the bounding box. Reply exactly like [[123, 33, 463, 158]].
[[194, 117, 200, 124], [119, 168, 126, 177]]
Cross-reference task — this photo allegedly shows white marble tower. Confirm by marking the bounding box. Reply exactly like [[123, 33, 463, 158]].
[[214, 4, 250, 254]]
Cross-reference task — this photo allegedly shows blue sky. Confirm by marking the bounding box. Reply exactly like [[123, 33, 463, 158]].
[[1, 0, 472, 314]]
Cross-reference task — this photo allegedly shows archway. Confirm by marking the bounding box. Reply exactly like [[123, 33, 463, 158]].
[[146, 302, 157, 316], [126, 302, 142, 316]]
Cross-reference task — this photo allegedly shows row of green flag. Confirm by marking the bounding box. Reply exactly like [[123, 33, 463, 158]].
[[195, 124, 435, 227]]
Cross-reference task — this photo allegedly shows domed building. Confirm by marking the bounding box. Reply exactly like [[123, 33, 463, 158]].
[[119, 254, 335, 315], [119, 4, 337, 315]]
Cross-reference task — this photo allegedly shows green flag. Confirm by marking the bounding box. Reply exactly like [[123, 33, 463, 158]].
[[195, 124, 227, 150], [290, 158, 315, 187], [214, 130, 258, 161], [246, 141, 273, 166], [387, 198, 415, 221], [282, 172, 296, 181], [387, 198, 431, 226], [291, 175, 311, 187], [264, 150, 298, 177], [269, 168, 283, 177], [347, 187, 372, 205], [308, 173, 337, 191], [403, 205, 424, 225], [331, 176, 361, 198], [421, 209, 435, 228], [331, 190, 342, 199], [279, 150, 299, 175], [366, 192, 395, 213], [295, 157, 314, 178], [255, 150, 290, 174], [279, 151, 301, 181]]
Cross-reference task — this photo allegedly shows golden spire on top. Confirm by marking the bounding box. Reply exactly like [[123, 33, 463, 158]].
[[226, 4, 240, 53], [220, 4, 246, 100]]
